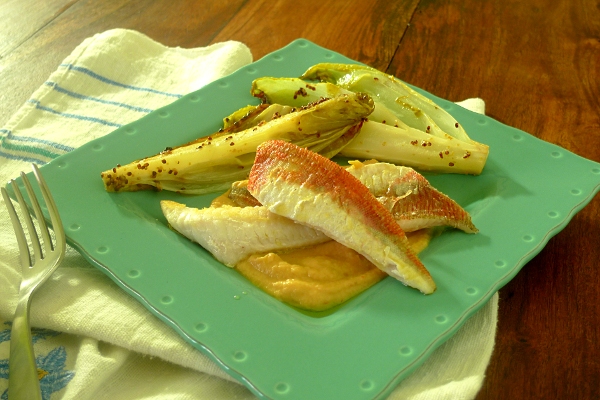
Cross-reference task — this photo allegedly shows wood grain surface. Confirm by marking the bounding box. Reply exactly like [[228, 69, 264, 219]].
[[1, 1, 598, 399]]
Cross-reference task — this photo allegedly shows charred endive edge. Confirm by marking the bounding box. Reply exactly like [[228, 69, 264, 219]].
[[247, 140, 436, 294], [251, 64, 490, 175], [100, 92, 374, 195]]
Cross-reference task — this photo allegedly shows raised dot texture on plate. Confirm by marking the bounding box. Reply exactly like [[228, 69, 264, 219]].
[[69, 223, 80, 231], [274, 382, 289, 394], [96, 246, 108, 254], [513, 134, 523, 141], [399, 346, 413, 356], [158, 110, 169, 118], [551, 151, 562, 158], [194, 322, 208, 333], [494, 260, 506, 268], [547, 211, 559, 218], [360, 379, 374, 391], [522, 235, 534, 242], [127, 269, 140, 278], [465, 287, 478, 295], [435, 315, 448, 324], [161, 295, 173, 304], [92, 143, 103, 151], [233, 351, 247, 362], [592, 168, 600, 174]]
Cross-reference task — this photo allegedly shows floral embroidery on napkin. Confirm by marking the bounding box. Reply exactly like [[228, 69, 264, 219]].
[[0, 323, 75, 399]]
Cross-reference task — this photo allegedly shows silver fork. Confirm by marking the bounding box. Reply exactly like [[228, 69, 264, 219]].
[[1, 164, 66, 400]]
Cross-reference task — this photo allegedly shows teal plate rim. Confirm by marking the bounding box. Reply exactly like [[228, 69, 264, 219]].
[[8, 39, 600, 400]]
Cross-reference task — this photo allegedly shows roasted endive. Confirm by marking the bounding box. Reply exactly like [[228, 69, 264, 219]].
[[101, 93, 374, 194], [249, 63, 489, 174]]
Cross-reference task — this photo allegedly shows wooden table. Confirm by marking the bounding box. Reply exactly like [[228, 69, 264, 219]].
[[2, 1, 598, 398]]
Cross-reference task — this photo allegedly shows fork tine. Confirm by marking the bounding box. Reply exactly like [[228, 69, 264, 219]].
[[12, 175, 45, 262], [32, 164, 65, 252], [1, 187, 32, 270], [21, 170, 53, 254]]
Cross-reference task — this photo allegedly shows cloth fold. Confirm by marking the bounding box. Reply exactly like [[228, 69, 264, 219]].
[[0, 29, 497, 399]]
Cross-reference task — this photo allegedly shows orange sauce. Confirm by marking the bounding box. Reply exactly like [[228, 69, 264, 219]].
[[211, 190, 434, 312]]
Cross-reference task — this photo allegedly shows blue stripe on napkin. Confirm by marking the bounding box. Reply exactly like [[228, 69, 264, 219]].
[[60, 64, 184, 98], [45, 82, 155, 114], [27, 99, 123, 128], [0, 128, 73, 164]]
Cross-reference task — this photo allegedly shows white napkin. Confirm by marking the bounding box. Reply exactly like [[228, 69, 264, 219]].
[[0, 29, 497, 399]]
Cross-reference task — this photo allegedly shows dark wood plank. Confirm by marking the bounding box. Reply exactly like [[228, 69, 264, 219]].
[[210, 0, 419, 71], [0, 0, 77, 58], [390, 1, 600, 399]]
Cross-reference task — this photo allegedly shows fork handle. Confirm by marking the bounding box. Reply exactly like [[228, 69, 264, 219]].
[[8, 294, 42, 400]]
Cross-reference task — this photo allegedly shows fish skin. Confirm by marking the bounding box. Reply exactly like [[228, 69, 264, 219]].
[[229, 162, 477, 233], [160, 200, 329, 267], [346, 161, 478, 233], [247, 140, 436, 294]]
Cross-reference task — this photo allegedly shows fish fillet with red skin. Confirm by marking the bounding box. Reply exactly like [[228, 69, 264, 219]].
[[247, 140, 436, 294], [346, 161, 478, 233]]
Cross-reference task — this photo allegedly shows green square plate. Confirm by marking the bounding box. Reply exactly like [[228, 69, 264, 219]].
[[10, 39, 600, 399]]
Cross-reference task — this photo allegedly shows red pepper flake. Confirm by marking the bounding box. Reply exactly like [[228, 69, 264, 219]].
[[445, 150, 450, 155], [439, 152, 443, 158], [173, 170, 178, 175], [230, 142, 235, 146], [127, 172, 132, 176], [382, 120, 386, 124], [151, 171, 157, 178], [411, 140, 418, 146], [463, 151, 471, 159], [306, 84, 316, 91], [455, 123, 459, 128], [426, 126, 431, 133], [112, 167, 117, 173], [449, 162, 455, 167]]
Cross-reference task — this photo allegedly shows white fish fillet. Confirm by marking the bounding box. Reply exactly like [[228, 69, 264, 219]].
[[247, 140, 435, 294], [160, 201, 329, 266]]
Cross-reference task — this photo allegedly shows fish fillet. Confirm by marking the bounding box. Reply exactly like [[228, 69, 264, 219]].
[[346, 161, 478, 233], [247, 140, 436, 294], [160, 201, 329, 266], [228, 162, 477, 234]]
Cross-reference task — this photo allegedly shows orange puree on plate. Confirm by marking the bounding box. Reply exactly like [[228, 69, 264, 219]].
[[210, 190, 434, 312], [236, 229, 433, 312]]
